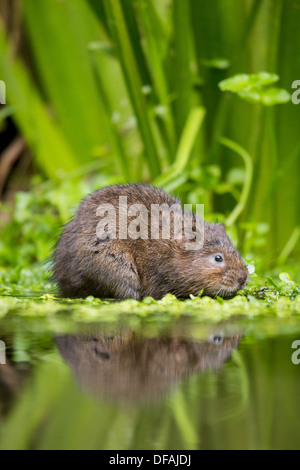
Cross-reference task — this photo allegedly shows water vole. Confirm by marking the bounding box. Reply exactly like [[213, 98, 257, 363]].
[[53, 184, 249, 299]]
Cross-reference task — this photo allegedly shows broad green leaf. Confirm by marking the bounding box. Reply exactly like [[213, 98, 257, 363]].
[[23, 0, 112, 164], [0, 26, 78, 179], [279, 272, 292, 283], [219, 72, 279, 93], [219, 72, 291, 106], [260, 88, 291, 106]]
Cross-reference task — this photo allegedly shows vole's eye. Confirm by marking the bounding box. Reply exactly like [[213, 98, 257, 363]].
[[209, 333, 224, 344], [213, 335, 223, 345], [215, 255, 223, 262]]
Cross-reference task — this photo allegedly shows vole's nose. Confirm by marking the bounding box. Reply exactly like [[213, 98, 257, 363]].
[[238, 272, 248, 287]]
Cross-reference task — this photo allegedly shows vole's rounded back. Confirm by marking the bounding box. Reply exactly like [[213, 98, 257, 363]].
[[53, 184, 249, 299]]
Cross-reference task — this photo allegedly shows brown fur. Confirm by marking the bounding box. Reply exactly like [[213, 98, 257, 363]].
[[53, 184, 249, 299]]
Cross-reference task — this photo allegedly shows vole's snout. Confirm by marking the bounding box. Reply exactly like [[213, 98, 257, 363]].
[[238, 271, 248, 288]]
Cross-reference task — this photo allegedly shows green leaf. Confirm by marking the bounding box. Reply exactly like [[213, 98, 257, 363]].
[[219, 72, 279, 93], [227, 168, 246, 185], [218, 72, 291, 106], [260, 88, 291, 106], [279, 272, 292, 283], [201, 58, 231, 70], [0, 26, 78, 179]]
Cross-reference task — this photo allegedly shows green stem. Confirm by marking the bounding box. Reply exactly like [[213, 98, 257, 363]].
[[154, 107, 206, 187], [89, 47, 130, 181], [277, 227, 300, 265], [103, 0, 161, 179], [134, 0, 176, 160], [220, 137, 253, 226]]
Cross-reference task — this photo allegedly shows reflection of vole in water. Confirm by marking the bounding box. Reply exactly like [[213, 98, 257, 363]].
[[56, 331, 241, 402], [53, 184, 249, 300]]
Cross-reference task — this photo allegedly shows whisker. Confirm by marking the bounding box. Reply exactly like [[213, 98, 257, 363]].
[[214, 288, 222, 299]]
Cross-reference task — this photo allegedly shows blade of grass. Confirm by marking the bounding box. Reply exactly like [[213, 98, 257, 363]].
[[120, 0, 153, 87], [103, 0, 162, 179], [170, 0, 194, 138], [154, 107, 206, 188], [88, 46, 131, 181], [133, 0, 176, 160]]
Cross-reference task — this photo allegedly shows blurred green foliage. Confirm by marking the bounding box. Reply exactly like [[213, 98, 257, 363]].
[[0, 0, 299, 279]]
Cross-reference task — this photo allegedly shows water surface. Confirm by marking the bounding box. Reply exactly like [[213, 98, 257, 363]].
[[0, 308, 300, 450]]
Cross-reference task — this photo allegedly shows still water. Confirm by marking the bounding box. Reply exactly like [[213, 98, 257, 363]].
[[0, 311, 300, 450]]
